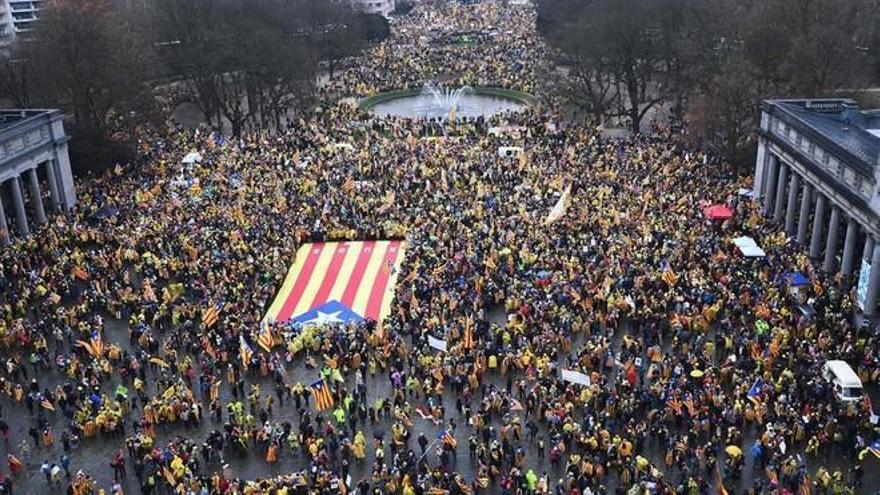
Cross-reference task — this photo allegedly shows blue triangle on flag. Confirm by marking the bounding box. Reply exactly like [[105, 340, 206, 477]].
[[748, 377, 764, 398], [292, 300, 364, 325]]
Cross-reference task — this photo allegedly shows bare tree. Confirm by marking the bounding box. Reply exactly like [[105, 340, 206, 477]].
[[0, 49, 30, 108], [153, 0, 364, 136], [540, 0, 680, 133], [22, 0, 157, 171], [539, 0, 878, 163], [756, 0, 874, 96], [691, 0, 877, 166], [686, 57, 775, 171]]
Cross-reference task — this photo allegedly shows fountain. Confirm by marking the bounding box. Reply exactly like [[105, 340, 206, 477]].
[[419, 83, 474, 116], [363, 83, 532, 120]]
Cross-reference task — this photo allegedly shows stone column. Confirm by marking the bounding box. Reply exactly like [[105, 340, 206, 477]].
[[754, 139, 768, 202], [864, 242, 880, 317], [864, 234, 875, 265], [763, 156, 779, 216], [53, 144, 77, 211], [840, 218, 859, 277], [809, 193, 826, 259], [9, 176, 28, 237], [44, 160, 62, 212], [822, 206, 840, 272], [773, 164, 788, 223], [0, 190, 9, 247], [797, 182, 812, 245], [784, 173, 799, 236], [28, 167, 46, 225]]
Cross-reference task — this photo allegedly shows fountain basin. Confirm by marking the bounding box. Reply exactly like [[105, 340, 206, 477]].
[[359, 86, 535, 120]]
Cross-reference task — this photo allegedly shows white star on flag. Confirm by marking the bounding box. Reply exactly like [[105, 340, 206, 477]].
[[305, 310, 344, 325]]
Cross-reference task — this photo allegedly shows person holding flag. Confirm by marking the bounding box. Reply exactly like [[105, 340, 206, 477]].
[[257, 321, 274, 353], [239, 335, 254, 366], [310, 379, 334, 411], [439, 429, 457, 449], [747, 377, 764, 405]]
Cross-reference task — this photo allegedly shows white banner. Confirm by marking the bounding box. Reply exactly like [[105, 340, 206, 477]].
[[428, 335, 447, 353], [561, 369, 591, 386], [544, 185, 571, 225], [858, 259, 871, 311]]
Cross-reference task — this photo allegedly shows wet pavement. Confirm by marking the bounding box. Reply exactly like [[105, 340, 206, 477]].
[[3, 307, 878, 494]]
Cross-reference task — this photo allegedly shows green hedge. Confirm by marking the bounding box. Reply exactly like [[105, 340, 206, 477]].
[[358, 89, 421, 109], [358, 86, 536, 111]]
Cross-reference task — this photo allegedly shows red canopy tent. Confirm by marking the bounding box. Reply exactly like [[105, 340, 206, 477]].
[[703, 204, 733, 221]]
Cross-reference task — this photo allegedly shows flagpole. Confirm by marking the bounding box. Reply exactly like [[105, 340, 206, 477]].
[[417, 427, 448, 465]]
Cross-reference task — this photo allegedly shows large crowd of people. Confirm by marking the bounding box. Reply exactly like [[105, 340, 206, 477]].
[[0, 0, 877, 494]]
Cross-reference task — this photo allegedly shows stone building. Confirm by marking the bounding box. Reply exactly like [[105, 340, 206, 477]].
[[754, 99, 880, 320], [0, 109, 75, 246]]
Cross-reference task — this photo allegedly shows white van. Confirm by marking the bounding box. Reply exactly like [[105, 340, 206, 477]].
[[822, 360, 864, 402]]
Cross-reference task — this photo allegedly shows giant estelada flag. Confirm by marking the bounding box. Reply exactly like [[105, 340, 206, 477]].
[[264, 241, 406, 326]]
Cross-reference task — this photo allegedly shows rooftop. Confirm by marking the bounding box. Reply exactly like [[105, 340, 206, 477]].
[[762, 99, 880, 171], [0, 109, 60, 134]]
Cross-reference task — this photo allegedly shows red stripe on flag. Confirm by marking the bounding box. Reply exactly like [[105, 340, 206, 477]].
[[277, 244, 325, 321], [340, 240, 377, 309], [308, 243, 349, 310], [364, 241, 402, 320]]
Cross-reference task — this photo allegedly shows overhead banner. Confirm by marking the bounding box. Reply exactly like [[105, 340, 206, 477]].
[[428, 335, 447, 353], [857, 259, 871, 311], [561, 369, 591, 386]]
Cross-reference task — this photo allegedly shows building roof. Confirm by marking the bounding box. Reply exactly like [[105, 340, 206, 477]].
[[762, 99, 880, 173], [0, 109, 59, 134]]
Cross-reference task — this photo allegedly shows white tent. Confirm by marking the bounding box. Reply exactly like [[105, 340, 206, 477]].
[[732, 236, 766, 257], [739, 245, 766, 257]]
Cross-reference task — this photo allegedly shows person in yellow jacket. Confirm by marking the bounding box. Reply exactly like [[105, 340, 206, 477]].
[[352, 431, 366, 461]]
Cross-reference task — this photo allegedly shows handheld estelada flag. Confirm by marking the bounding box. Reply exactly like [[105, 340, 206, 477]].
[[438, 429, 458, 449], [76, 330, 105, 358], [203, 302, 224, 328], [462, 317, 475, 349], [239, 335, 254, 364], [662, 267, 679, 286], [747, 377, 764, 405], [310, 379, 334, 411], [257, 321, 275, 353]]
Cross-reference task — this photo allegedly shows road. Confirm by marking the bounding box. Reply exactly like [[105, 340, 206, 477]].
[[4, 308, 878, 494]]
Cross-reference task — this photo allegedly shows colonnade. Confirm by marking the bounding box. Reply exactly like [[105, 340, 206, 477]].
[[758, 155, 880, 316], [0, 159, 68, 246]]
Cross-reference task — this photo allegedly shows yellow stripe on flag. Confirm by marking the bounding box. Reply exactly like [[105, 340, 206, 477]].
[[291, 242, 338, 317], [378, 242, 406, 323], [326, 242, 364, 302], [351, 241, 389, 317], [263, 244, 311, 323]]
